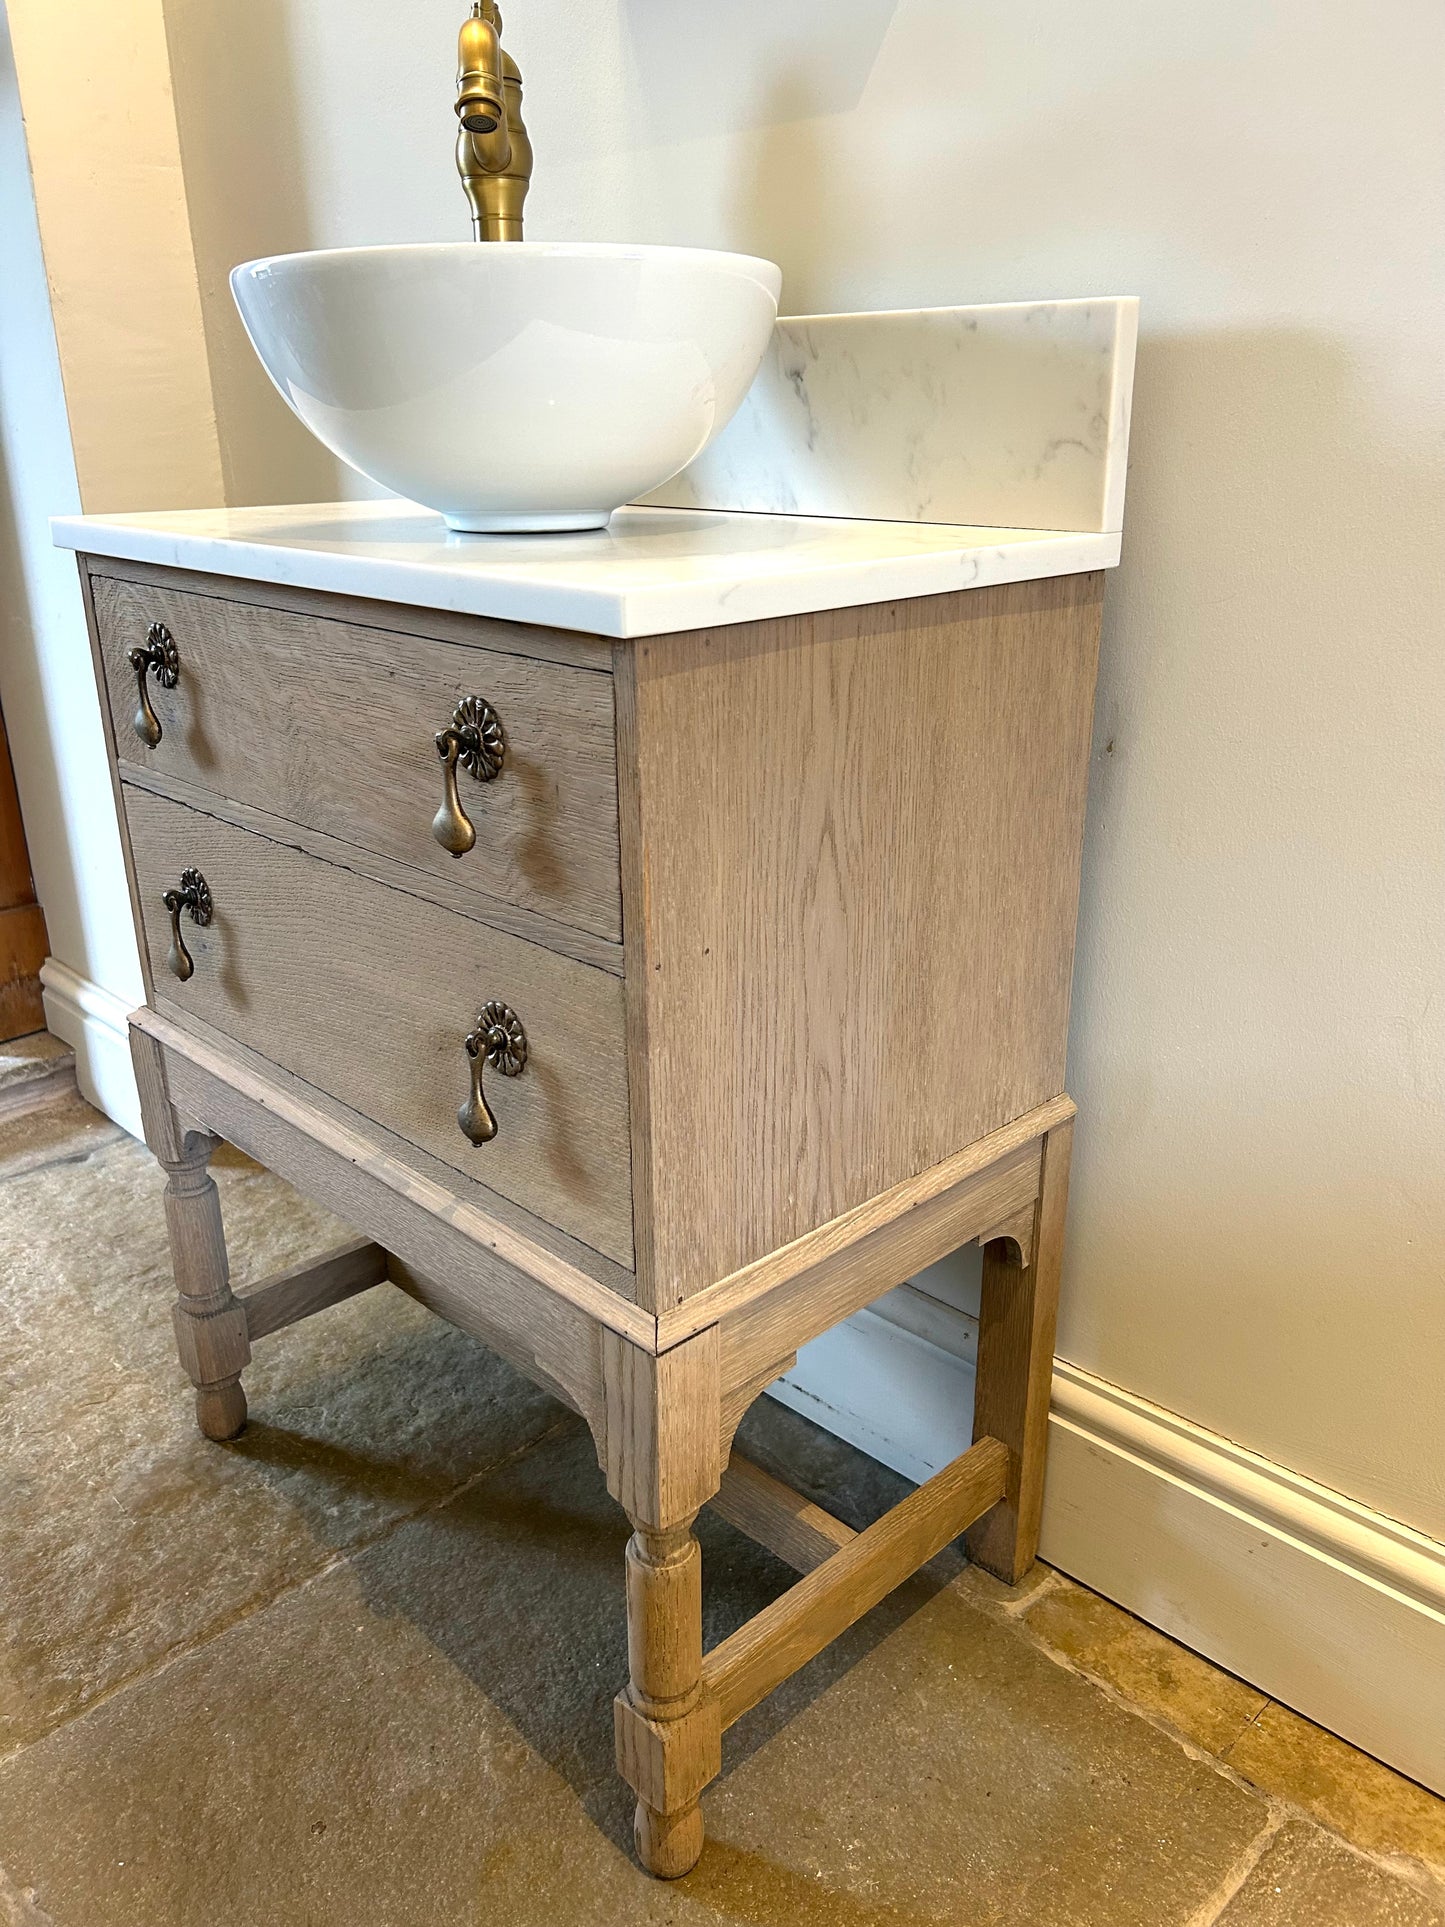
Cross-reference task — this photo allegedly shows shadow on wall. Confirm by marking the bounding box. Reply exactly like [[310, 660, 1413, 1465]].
[[0, 420, 140, 1012], [732, 73, 855, 312], [670, 8, 1413, 320], [162, 0, 344, 507], [0, 2, 138, 1009], [0, 437, 71, 953], [1065, 322, 1445, 1531], [620, 0, 901, 142]]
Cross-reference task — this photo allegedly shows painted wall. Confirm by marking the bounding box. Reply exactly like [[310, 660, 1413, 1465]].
[[154, 0, 1445, 1546], [0, 3, 145, 1131], [6, 0, 224, 516]]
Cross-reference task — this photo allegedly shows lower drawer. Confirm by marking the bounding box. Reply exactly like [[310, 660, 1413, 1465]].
[[124, 784, 634, 1267]]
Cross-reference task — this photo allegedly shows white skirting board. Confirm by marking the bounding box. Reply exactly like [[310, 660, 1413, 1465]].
[[771, 1293, 1445, 1796], [39, 957, 142, 1139]]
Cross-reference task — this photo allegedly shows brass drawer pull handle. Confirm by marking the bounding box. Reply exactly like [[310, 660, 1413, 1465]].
[[432, 696, 505, 857], [458, 1001, 527, 1144], [162, 867, 212, 982], [129, 623, 180, 747]]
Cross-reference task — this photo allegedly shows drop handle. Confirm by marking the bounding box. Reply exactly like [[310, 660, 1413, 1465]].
[[162, 867, 212, 983], [458, 1001, 528, 1145], [432, 696, 505, 857], [129, 623, 180, 747]]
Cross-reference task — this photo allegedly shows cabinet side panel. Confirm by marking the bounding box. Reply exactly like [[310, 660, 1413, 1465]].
[[611, 641, 659, 1306], [629, 573, 1104, 1305]]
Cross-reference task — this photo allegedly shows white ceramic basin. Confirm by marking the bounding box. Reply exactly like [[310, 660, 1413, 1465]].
[[231, 242, 782, 533]]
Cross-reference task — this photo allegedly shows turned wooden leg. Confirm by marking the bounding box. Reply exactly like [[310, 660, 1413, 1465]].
[[160, 1130, 251, 1441], [599, 1327, 724, 1878], [615, 1520, 719, 1877], [966, 1118, 1073, 1584]]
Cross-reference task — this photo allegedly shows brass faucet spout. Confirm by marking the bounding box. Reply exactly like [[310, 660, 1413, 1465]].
[[455, 2, 532, 242], [456, 10, 506, 139]]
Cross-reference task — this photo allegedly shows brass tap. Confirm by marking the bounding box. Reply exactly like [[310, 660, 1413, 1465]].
[[455, 1, 532, 241]]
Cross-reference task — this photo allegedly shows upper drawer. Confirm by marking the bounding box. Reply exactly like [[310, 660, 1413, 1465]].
[[125, 783, 634, 1269], [91, 573, 622, 942]]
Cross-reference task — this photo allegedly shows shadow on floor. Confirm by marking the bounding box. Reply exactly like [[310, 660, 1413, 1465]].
[[232, 1365, 959, 1858]]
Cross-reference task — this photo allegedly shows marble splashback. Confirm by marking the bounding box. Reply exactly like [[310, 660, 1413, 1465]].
[[645, 297, 1138, 534]]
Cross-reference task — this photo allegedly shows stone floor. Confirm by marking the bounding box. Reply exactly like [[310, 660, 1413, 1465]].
[[0, 1059, 1441, 1926]]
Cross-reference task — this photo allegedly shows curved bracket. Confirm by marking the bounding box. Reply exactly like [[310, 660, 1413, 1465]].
[[979, 1200, 1036, 1269]]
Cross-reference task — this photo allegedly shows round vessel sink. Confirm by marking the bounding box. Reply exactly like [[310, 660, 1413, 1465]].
[[231, 242, 781, 533]]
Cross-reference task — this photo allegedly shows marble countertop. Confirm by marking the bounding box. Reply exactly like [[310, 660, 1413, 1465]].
[[53, 499, 1120, 640]]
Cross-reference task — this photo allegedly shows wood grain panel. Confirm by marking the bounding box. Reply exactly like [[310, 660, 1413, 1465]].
[[0, 903, 47, 1040], [142, 993, 638, 1301], [717, 1139, 1042, 1399], [143, 1014, 625, 1434], [142, 1004, 650, 1343], [709, 1454, 856, 1573], [125, 785, 634, 1265], [93, 573, 622, 939], [123, 761, 623, 975], [240, 1238, 388, 1341], [967, 1117, 1073, 1583], [620, 573, 1104, 1304], [0, 711, 38, 915], [662, 1096, 1067, 1348], [0, 709, 46, 1039], [78, 566, 160, 1009], [89, 556, 615, 672], [600, 1327, 723, 1529]]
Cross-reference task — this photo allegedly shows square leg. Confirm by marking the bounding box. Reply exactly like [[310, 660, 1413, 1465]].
[[966, 1118, 1073, 1584]]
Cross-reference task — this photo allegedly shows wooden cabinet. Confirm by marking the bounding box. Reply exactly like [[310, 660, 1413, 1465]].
[[82, 550, 1101, 1878]]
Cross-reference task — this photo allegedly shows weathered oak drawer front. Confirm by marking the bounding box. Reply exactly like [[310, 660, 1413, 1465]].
[[94, 574, 622, 941], [125, 784, 634, 1267]]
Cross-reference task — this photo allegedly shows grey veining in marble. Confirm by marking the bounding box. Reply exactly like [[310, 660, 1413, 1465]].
[[646, 297, 1137, 534]]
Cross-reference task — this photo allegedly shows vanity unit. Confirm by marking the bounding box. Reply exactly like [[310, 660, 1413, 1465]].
[[55, 297, 1136, 1879]]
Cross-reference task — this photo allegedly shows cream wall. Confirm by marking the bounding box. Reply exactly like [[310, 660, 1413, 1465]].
[[2, 0, 253, 1130], [6, 0, 224, 514], [0, 4, 145, 1131], [159, 0, 1445, 1546]]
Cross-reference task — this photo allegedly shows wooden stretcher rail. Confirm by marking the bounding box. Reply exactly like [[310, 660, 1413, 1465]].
[[702, 1435, 1009, 1730], [709, 1453, 856, 1574], [239, 1238, 389, 1340]]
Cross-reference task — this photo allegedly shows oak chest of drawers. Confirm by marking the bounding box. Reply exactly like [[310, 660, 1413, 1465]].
[[76, 544, 1102, 1878]]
